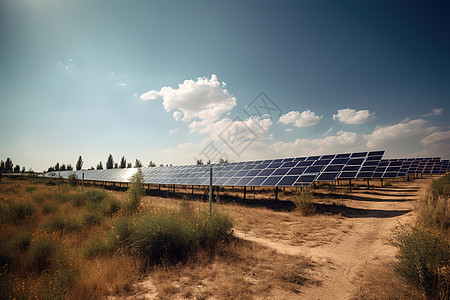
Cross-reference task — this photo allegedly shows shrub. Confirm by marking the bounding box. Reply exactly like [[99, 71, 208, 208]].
[[292, 189, 316, 216], [128, 168, 145, 210], [82, 212, 103, 226], [41, 216, 80, 232], [81, 237, 112, 258], [25, 186, 37, 193], [46, 180, 57, 186], [42, 202, 58, 215], [7, 202, 35, 224], [68, 173, 78, 187], [28, 238, 58, 272], [13, 234, 32, 252], [417, 175, 450, 231], [84, 190, 108, 204], [391, 224, 449, 299]]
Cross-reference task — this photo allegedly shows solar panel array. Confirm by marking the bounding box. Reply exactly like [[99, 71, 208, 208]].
[[43, 151, 449, 188]]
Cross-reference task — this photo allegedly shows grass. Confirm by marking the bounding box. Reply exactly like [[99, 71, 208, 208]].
[[4, 201, 35, 224], [292, 188, 316, 216]]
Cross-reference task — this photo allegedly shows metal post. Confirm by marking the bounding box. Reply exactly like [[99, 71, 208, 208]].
[[191, 185, 194, 199], [381, 178, 383, 188], [209, 168, 213, 214], [243, 186, 246, 201], [275, 186, 279, 201], [82, 172, 84, 192], [349, 179, 352, 192], [366, 179, 370, 189]]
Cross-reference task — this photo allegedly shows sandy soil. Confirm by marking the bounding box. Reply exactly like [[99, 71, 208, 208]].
[[234, 178, 431, 299]]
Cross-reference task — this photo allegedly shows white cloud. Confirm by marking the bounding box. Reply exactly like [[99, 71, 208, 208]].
[[273, 130, 361, 157], [140, 74, 236, 122], [285, 128, 293, 132], [420, 130, 450, 146], [118, 82, 127, 87], [322, 127, 333, 137], [333, 108, 375, 124], [365, 118, 435, 149], [57, 58, 74, 70], [279, 109, 322, 127], [422, 107, 443, 117], [168, 129, 179, 134], [173, 111, 182, 121]]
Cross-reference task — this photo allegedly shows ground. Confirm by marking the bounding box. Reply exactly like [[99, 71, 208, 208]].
[[117, 177, 430, 299]]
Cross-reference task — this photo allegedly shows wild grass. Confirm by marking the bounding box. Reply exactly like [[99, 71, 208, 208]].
[[292, 188, 316, 216]]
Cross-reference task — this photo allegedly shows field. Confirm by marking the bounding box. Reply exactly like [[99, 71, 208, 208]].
[[0, 175, 448, 299]]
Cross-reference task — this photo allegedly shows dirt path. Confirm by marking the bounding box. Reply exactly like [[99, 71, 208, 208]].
[[234, 178, 432, 299]]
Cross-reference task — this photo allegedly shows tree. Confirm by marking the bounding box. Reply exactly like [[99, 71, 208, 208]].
[[21, 167, 25, 173], [134, 159, 142, 168], [67, 164, 73, 171], [128, 168, 145, 210], [120, 156, 126, 168], [114, 163, 118, 168], [5, 158, 13, 173], [60, 164, 67, 171], [47, 166, 55, 172], [89, 166, 94, 170], [76, 156, 83, 170], [0, 160, 4, 173], [96, 162, 103, 170], [106, 154, 114, 169], [148, 161, 156, 167], [54, 162, 60, 171], [13, 165, 20, 173], [218, 158, 229, 164], [127, 163, 132, 168], [196, 159, 203, 165]]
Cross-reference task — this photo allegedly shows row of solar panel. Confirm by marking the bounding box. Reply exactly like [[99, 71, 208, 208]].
[[42, 151, 449, 187]]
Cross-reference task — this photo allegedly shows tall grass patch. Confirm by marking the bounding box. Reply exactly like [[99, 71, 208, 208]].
[[6, 201, 35, 224], [109, 208, 233, 266], [391, 224, 449, 299], [292, 189, 316, 216]]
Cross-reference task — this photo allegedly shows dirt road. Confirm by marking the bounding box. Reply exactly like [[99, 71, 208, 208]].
[[234, 178, 431, 299]]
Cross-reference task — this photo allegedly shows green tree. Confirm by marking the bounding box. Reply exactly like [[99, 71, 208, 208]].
[[96, 162, 103, 170], [148, 161, 156, 167], [134, 159, 142, 168], [60, 164, 67, 171], [120, 156, 127, 168], [196, 159, 203, 165], [106, 154, 114, 169], [218, 158, 229, 164], [76, 156, 83, 170], [5, 158, 13, 173], [128, 168, 145, 210], [67, 164, 73, 171], [13, 165, 20, 173], [114, 162, 118, 168], [0, 160, 5, 173], [127, 163, 132, 168], [54, 162, 60, 171]]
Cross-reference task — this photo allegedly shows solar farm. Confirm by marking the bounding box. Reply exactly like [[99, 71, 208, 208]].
[[43, 150, 449, 195]]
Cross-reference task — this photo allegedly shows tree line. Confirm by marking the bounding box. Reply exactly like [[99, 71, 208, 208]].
[[47, 155, 160, 172], [0, 157, 27, 174]]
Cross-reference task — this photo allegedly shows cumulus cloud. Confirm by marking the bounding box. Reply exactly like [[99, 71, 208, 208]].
[[168, 129, 179, 134], [118, 82, 127, 87], [279, 110, 322, 127], [420, 130, 450, 146], [273, 130, 361, 157], [365, 118, 436, 149], [333, 108, 375, 124], [422, 107, 443, 117], [140, 74, 236, 122]]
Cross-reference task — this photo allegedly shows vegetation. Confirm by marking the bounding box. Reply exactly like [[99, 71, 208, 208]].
[[128, 168, 145, 210], [292, 188, 316, 216], [76, 156, 83, 171], [106, 154, 114, 169], [391, 174, 450, 299]]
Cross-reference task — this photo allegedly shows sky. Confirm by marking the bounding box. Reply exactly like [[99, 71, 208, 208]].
[[1, 0, 449, 172]]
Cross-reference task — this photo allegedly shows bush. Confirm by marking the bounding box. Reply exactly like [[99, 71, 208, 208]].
[[41, 216, 80, 232], [128, 168, 145, 210], [391, 224, 449, 299], [82, 212, 103, 226], [7, 202, 35, 224], [13, 234, 32, 252], [292, 189, 316, 216], [28, 238, 58, 272], [109, 209, 232, 265], [25, 186, 37, 193], [42, 202, 58, 215], [81, 237, 112, 258], [418, 174, 450, 231], [68, 173, 78, 187]]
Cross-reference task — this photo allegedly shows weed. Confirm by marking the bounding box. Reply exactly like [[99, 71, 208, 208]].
[[41, 216, 80, 232], [25, 186, 37, 193], [82, 212, 103, 226], [28, 238, 58, 273], [42, 202, 58, 215], [7, 202, 35, 224], [13, 234, 32, 252], [292, 189, 316, 216], [391, 224, 449, 299], [128, 168, 145, 210], [81, 237, 112, 258]]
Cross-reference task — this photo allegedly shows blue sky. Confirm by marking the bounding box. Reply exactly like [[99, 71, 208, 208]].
[[1, 0, 449, 172]]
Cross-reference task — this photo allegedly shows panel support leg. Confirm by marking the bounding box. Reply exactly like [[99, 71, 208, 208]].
[[275, 186, 279, 201]]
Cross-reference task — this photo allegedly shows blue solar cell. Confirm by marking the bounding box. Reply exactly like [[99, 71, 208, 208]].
[[293, 157, 307, 161], [246, 169, 262, 176], [281, 161, 298, 168], [343, 165, 360, 171], [242, 164, 255, 170], [383, 172, 398, 178], [347, 158, 364, 165], [360, 166, 376, 172], [214, 178, 230, 185], [372, 173, 383, 178], [223, 177, 240, 186], [305, 165, 325, 173], [287, 167, 307, 175], [258, 169, 275, 176], [320, 155, 336, 160], [234, 170, 250, 177], [335, 153, 351, 158], [331, 158, 349, 165], [339, 171, 358, 178], [268, 162, 283, 168], [247, 176, 267, 186], [277, 175, 299, 186], [351, 152, 367, 157], [261, 176, 282, 186], [317, 172, 339, 181], [368, 151, 384, 156], [363, 160, 379, 166], [296, 174, 317, 183], [387, 167, 400, 172], [313, 159, 331, 166], [236, 177, 253, 186], [272, 168, 290, 175], [297, 160, 314, 167], [306, 155, 321, 160], [357, 172, 374, 178], [324, 165, 344, 172]]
